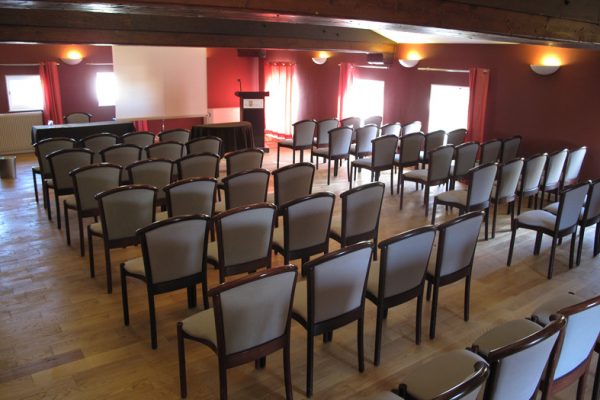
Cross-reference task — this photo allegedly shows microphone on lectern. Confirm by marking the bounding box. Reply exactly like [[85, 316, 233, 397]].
[[237, 78, 242, 92]]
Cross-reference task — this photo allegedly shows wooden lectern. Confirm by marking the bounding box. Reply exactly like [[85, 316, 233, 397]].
[[235, 91, 269, 151]]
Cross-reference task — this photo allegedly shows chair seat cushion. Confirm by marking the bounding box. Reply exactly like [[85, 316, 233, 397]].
[[207, 241, 219, 264], [404, 169, 428, 181], [181, 308, 217, 346], [366, 260, 380, 297], [353, 157, 373, 168], [123, 257, 145, 276], [436, 190, 468, 206], [64, 196, 77, 209], [312, 147, 329, 157], [32, 166, 40, 173], [532, 292, 583, 325], [472, 319, 542, 356], [279, 139, 294, 147], [44, 178, 54, 188], [156, 211, 169, 221], [292, 280, 308, 321], [516, 210, 556, 231], [89, 222, 102, 235]]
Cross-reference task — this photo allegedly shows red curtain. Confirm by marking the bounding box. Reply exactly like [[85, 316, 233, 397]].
[[134, 120, 149, 131], [39, 62, 63, 124], [467, 68, 490, 143], [337, 63, 354, 120], [264, 62, 296, 139]]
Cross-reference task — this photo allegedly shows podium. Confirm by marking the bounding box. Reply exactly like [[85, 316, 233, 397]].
[[235, 91, 269, 151]]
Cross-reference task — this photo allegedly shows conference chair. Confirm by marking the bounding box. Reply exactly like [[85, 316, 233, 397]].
[[81, 132, 119, 163], [500, 135, 522, 163], [561, 146, 587, 189], [163, 177, 217, 219], [446, 128, 467, 146], [127, 159, 173, 208], [186, 135, 223, 156], [394, 132, 425, 193], [507, 182, 589, 279], [207, 203, 276, 283], [366, 226, 436, 365], [158, 128, 190, 144], [421, 130, 447, 167], [276, 119, 316, 168], [593, 339, 600, 400], [176, 153, 220, 179], [32, 137, 77, 204], [450, 142, 479, 189], [224, 148, 264, 176], [380, 122, 401, 137], [88, 184, 157, 293], [363, 115, 383, 127], [516, 153, 548, 214], [122, 131, 155, 148], [65, 163, 121, 256], [216, 168, 269, 212], [479, 139, 502, 165], [340, 116, 360, 130], [350, 135, 397, 193], [401, 120, 422, 136], [312, 118, 339, 152], [312, 126, 353, 185], [63, 112, 92, 124], [271, 162, 315, 208], [292, 242, 372, 397], [121, 215, 210, 349], [490, 158, 524, 238], [177, 265, 297, 399], [350, 124, 378, 160], [146, 141, 184, 165], [100, 144, 142, 183], [426, 211, 484, 339], [539, 148, 568, 207]]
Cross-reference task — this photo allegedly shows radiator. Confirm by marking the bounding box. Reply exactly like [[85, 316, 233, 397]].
[[0, 111, 43, 154], [206, 107, 240, 124]]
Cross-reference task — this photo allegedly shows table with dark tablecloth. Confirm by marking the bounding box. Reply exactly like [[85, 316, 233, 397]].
[[31, 121, 135, 144], [190, 121, 254, 155]]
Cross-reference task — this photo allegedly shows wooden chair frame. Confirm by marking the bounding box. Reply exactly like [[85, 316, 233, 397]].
[[491, 158, 524, 239], [276, 119, 316, 168]]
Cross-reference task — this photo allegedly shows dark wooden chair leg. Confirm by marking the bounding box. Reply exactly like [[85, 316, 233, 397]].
[[464, 274, 471, 321], [55, 194, 61, 229], [548, 236, 558, 279], [284, 340, 293, 400], [32, 169, 39, 203], [569, 231, 577, 269], [534, 231, 543, 254], [431, 199, 437, 225], [104, 244, 112, 293], [219, 359, 228, 400], [187, 285, 197, 308], [576, 224, 586, 266], [429, 285, 439, 339], [177, 323, 188, 398], [416, 290, 423, 345], [306, 333, 314, 397], [507, 226, 517, 266], [88, 227, 95, 277], [120, 266, 129, 325], [201, 279, 209, 310], [78, 216, 85, 257], [276, 144, 281, 168], [374, 306, 384, 366], [357, 317, 365, 372], [492, 201, 498, 239], [148, 290, 157, 349], [64, 203, 71, 245]]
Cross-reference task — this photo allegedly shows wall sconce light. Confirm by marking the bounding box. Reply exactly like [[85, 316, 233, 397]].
[[312, 51, 330, 65], [530, 54, 561, 76], [399, 59, 419, 68], [61, 50, 84, 65], [398, 50, 422, 68]]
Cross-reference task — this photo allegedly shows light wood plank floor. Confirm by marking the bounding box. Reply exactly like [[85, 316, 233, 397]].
[[1, 146, 598, 399]]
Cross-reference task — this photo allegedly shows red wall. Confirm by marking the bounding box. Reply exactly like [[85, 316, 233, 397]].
[[206, 48, 259, 108]]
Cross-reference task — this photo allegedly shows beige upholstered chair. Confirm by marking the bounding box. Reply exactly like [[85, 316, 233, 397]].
[[207, 203, 276, 283], [450, 142, 479, 189], [532, 293, 600, 400], [539, 148, 568, 207], [81, 132, 119, 163], [470, 316, 565, 400], [490, 158, 524, 238], [276, 119, 316, 168], [330, 182, 385, 258], [366, 226, 436, 365], [63, 112, 91, 124], [216, 168, 270, 212], [100, 144, 142, 183], [561, 146, 587, 189], [158, 128, 190, 144], [380, 122, 401, 137], [271, 162, 315, 208], [292, 242, 373, 397], [127, 159, 173, 208], [421, 130, 447, 166], [312, 117, 339, 150], [396, 350, 489, 400], [479, 139, 502, 165], [394, 132, 425, 193], [364, 115, 383, 127], [500, 135, 522, 163], [224, 148, 264, 176], [89, 184, 157, 293], [401, 120, 422, 136], [432, 163, 497, 239], [400, 145, 454, 216], [121, 215, 210, 349], [426, 211, 484, 339], [447, 128, 467, 146], [176, 153, 219, 179], [350, 124, 378, 159], [163, 177, 217, 219], [312, 126, 353, 185], [517, 153, 548, 214], [177, 265, 297, 399], [186, 136, 223, 156], [350, 135, 398, 193], [32, 137, 77, 204], [272, 192, 335, 266], [45, 148, 94, 226], [66, 163, 121, 256], [507, 182, 588, 279], [122, 131, 155, 148]]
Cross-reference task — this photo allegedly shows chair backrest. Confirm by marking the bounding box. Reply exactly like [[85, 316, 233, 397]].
[[224, 148, 264, 176], [363, 115, 383, 127], [177, 153, 220, 179], [146, 142, 184, 161], [138, 215, 210, 284], [555, 182, 589, 231], [70, 163, 121, 213], [315, 118, 339, 146], [354, 124, 379, 156], [453, 142, 479, 178], [100, 144, 142, 182], [96, 184, 157, 241], [64, 112, 91, 124], [562, 146, 587, 187], [398, 132, 425, 165], [127, 159, 173, 201], [424, 130, 447, 154], [47, 148, 94, 191], [521, 153, 548, 193], [272, 162, 315, 207], [305, 242, 372, 324], [433, 211, 484, 278], [495, 158, 524, 200], [428, 145, 455, 182], [164, 177, 217, 217], [378, 226, 436, 298], [480, 139, 502, 164], [467, 163, 498, 207], [34, 137, 77, 176], [81, 133, 120, 163], [340, 116, 360, 129], [328, 127, 353, 157], [381, 122, 402, 137], [186, 136, 223, 156], [340, 182, 385, 241], [478, 316, 565, 400], [122, 131, 156, 148], [280, 192, 335, 252], [447, 128, 467, 146], [222, 168, 270, 210], [370, 135, 398, 169], [542, 149, 568, 189], [210, 266, 297, 355], [292, 119, 317, 147], [500, 135, 522, 163], [583, 179, 600, 223], [158, 129, 190, 144], [402, 120, 422, 136]]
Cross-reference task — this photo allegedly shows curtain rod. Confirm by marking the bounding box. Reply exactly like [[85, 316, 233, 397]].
[[0, 63, 41, 67], [418, 67, 469, 73], [338, 63, 389, 70]]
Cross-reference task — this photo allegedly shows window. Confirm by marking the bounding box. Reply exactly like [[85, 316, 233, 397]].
[[5, 75, 44, 112], [428, 84, 470, 132], [346, 78, 384, 122], [96, 71, 117, 106]]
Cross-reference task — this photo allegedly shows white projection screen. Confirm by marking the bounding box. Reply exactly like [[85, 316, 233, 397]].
[[112, 46, 207, 120]]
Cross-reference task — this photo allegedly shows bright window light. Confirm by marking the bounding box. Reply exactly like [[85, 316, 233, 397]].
[[5, 75, 44, 112], [428, 84, 470, 132], [346, 79, 385, 123], [96, 71, 117, 106]]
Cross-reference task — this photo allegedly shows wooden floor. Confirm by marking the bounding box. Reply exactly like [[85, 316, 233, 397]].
[[1, 145, 598, 399]]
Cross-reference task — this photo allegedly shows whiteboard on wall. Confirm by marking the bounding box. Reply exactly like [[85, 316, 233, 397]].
[[112, 46, 207, 120]]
